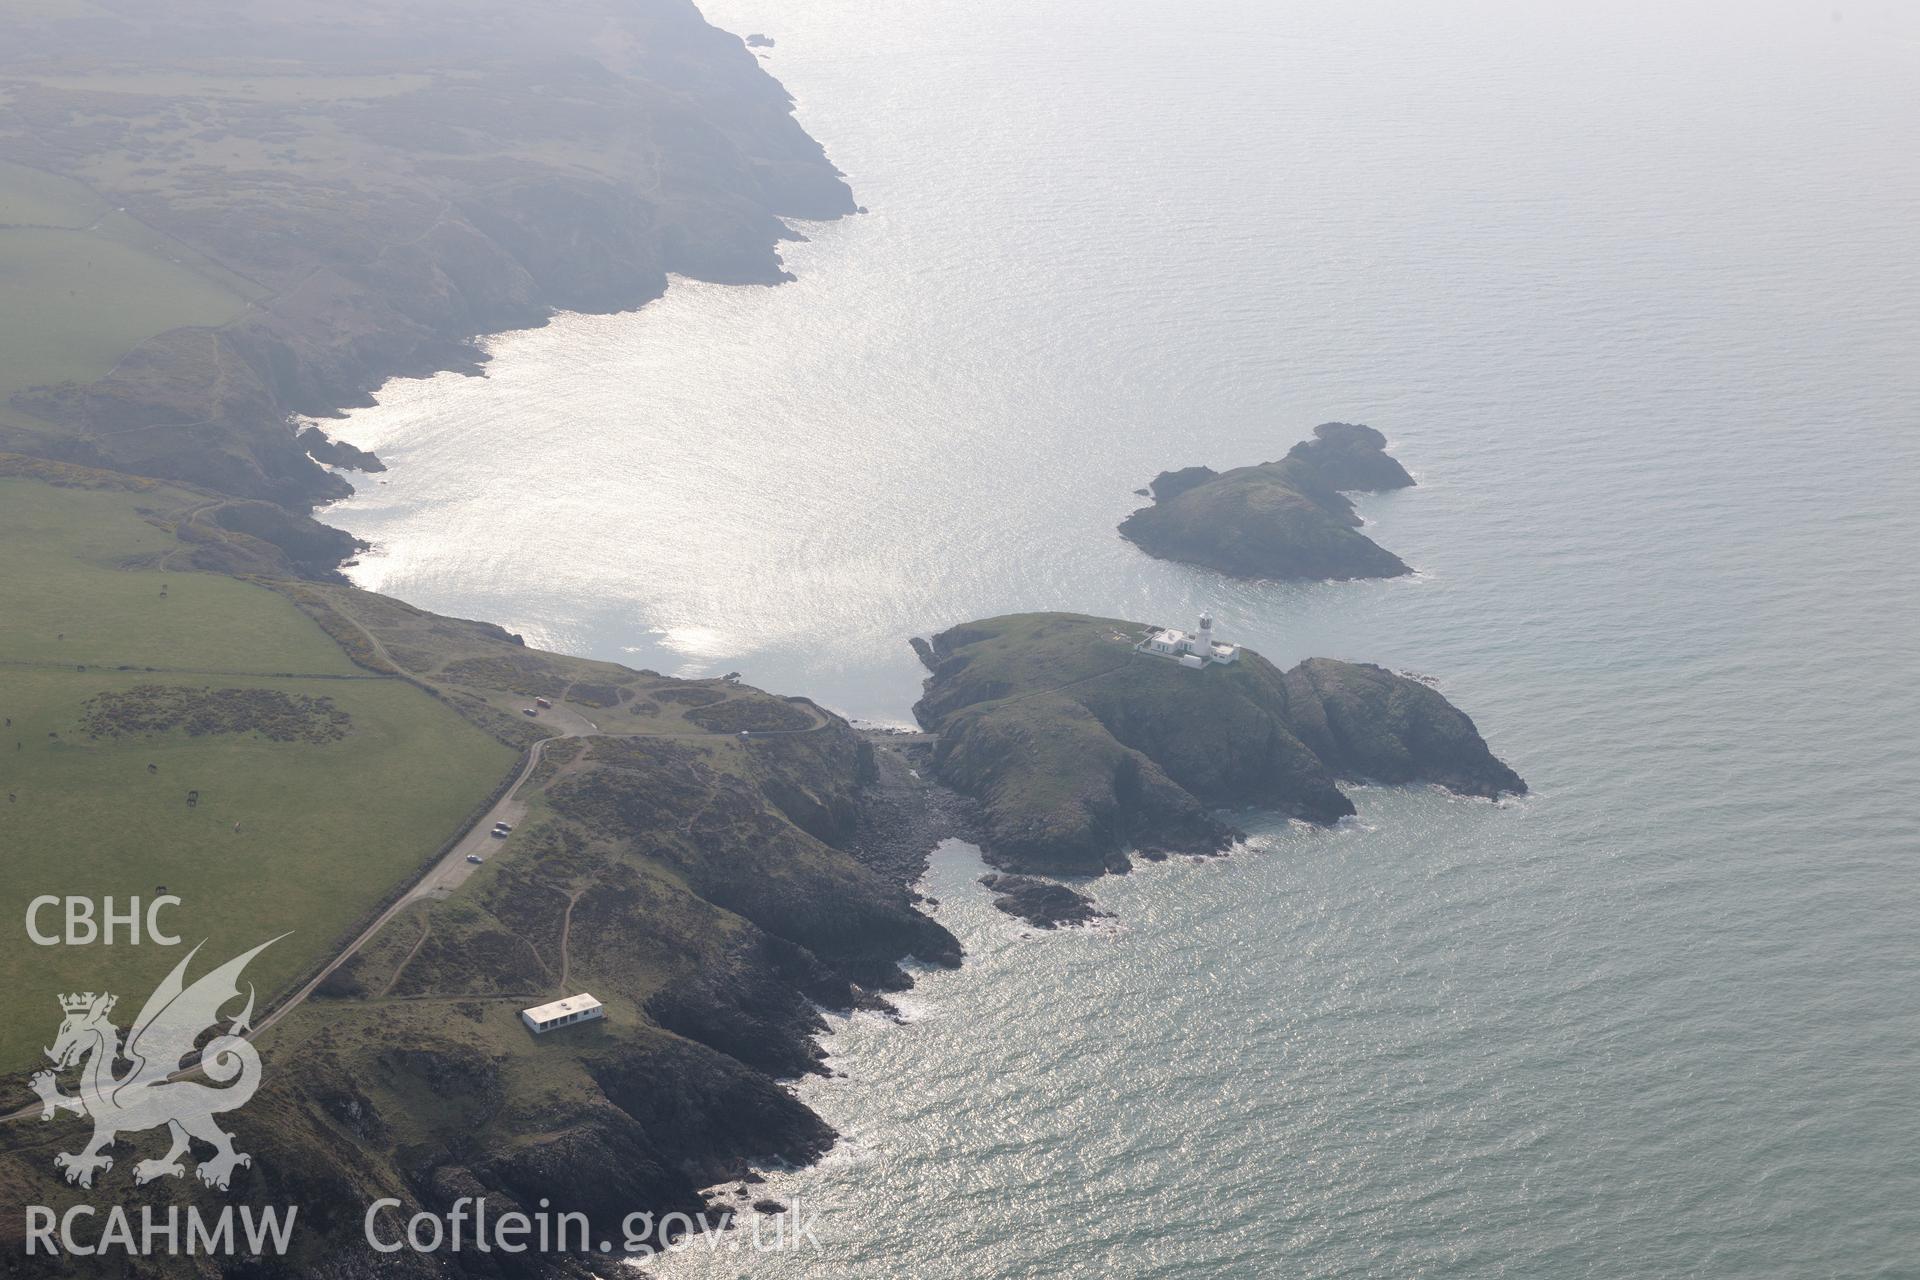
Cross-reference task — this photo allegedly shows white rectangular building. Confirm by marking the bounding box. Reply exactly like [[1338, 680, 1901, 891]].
[[521, 993, 604, 1034], [1136, 613, 1240, 668]]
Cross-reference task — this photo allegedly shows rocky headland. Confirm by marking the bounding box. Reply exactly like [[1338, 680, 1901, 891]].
[[912, 612, 1524, 875], [0, 553, 969, 1277], [1118, 422, 1417, 580]]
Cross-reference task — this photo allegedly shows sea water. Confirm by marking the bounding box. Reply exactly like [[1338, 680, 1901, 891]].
[[325, 2, 1920, 1273]]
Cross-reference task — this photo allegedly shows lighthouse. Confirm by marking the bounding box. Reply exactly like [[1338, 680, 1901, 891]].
[[1135, 612, 1241, 668]]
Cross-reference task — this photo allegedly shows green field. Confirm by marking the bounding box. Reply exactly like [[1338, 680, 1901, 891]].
[[0, 479, 356, 672], [0, 160, 262, 442], [0, 222, 253, 394], [0, 478, 515, 1071]]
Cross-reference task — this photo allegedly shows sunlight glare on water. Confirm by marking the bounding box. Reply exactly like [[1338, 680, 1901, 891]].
[[326, 1, 1920, 1273]]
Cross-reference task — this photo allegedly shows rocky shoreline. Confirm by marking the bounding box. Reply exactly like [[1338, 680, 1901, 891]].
[[0, 0, 856, 580], [845, 730, 986, 889], [0, 11, 1532, 1273]]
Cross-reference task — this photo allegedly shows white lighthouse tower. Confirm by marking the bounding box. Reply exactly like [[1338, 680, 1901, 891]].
[[1135, 612, 1241, 668]]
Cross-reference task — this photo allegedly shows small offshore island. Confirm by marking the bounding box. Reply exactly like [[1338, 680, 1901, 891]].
[[913, 612, 1525, 876], [1120, 422, 1417, 580]]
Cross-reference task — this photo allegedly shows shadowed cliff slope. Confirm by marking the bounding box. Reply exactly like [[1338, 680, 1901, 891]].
[[0, 0, 853, 511]]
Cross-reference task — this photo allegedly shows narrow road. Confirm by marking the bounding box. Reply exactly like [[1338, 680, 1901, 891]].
[[2, 679, 837, 1123], [399, 732, 566, 904], [5, 724, 574, 1121], [245, 699, 830, 1032], [246, 731, 570, 1043], [247, 684, 609, 1026]]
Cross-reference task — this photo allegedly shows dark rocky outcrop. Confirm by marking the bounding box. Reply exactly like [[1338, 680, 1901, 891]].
[[979, 874, 1111, 928], [299, 426, 386, 473], [1281, 658, 1526, 799], [1284, 421, 1414, 492], [545, 729, 962, 990], [211, 500, 367, 579], [1119, 422, 1415, 581], [1148, 465, 1220, 501]]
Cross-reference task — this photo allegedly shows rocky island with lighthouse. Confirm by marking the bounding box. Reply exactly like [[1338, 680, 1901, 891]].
[[911, 612, 1525, 876]]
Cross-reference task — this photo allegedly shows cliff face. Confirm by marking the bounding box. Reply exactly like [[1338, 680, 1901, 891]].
[[1119, 422, 1416, 581], [0, 0, 854, 511], [0, 698, 958, 1279], [1282, 658, 1526, 799], [0, 492, 960, 1275], [913, 613, 1524, 874]]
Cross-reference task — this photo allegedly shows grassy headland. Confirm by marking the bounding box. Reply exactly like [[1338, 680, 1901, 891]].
[[0, 462, 959, 1271]]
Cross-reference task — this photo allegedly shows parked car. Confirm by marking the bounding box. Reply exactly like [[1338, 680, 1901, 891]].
[[493, 821, 513, 833], [465, 854, 484, 864], [534, 697, 553, 709], [522, 707, 538, 716]]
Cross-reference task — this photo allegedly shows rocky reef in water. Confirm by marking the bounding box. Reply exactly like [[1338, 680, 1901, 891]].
[[912, 612, 1524, 875], [1119, 422, 1416, 580], [299, 426, 386, 474], [979, 874, 1112, 929]]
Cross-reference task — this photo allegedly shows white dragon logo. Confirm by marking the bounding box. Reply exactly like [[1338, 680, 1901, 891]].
[[28, 937, 282, 1191]]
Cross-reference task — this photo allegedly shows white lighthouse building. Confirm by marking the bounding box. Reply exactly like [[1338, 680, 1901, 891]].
[[1136, 613, 1241, 669]]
